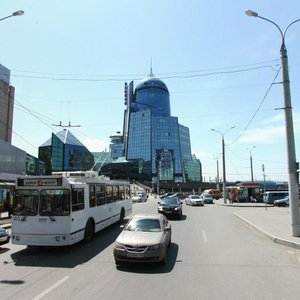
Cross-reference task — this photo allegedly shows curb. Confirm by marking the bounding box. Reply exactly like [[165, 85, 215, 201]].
[[234, 212, 300, 250]]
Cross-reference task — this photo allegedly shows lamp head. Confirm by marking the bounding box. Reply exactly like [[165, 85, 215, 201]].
[[12, 10, 24, 17], [245, 9, 258, 17]]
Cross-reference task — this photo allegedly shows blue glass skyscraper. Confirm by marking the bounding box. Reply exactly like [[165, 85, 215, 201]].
[[122, 73, 201, 183]]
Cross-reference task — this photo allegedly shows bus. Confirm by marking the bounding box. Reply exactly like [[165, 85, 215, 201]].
[[11, 171, 132, 246]]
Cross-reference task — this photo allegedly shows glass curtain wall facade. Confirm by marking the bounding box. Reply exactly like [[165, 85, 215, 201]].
[[125, 75, 200, 183], [39, 130, 94, 174]]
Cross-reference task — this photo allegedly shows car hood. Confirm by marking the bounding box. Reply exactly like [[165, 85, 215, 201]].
[[116, 231, 164, 245]]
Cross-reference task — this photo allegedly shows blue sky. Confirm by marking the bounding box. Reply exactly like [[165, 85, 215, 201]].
[[2, 0, 300, 182]]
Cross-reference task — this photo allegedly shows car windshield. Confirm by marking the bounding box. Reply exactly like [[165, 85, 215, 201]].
[[125, 218, 161, 232], [190, 195, 200, 199], [161, 197, 179, 205]]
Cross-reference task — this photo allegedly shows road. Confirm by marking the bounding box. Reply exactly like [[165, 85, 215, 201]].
[[1, 197, 300, 300]]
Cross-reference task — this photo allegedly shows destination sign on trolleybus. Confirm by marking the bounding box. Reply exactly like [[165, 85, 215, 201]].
[[17, 178, 62, 187]]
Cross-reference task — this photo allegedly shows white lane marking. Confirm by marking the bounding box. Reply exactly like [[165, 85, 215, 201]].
[[32, 276, 70, 300], [202, 230, 208, 243]]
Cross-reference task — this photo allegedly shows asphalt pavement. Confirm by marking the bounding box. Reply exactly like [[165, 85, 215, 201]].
[[214, 198, 300, 250], [1, 199, 300, 250]]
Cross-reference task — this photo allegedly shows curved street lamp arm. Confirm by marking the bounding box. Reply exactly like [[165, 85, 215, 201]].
[[283, 19, 300, 39]]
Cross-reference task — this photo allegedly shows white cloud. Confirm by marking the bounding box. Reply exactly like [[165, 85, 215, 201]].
[[263, 113, 284, 125], [239, 125, 285, 144]]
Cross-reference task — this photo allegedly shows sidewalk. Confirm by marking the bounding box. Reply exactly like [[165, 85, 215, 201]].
[[215, 198, 300, 250]]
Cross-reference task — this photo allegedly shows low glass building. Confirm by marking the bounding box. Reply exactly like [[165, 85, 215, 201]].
[[39, 129, 94, 174]]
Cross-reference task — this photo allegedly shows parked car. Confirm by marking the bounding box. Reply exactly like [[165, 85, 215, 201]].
[[263, 191, 289, 204], [200, 194, 214, 204], [185, 195, 204, 206], [274, 196, 289, 207], [0, 226, 11, 246], [113, 214, 172, 265], [158, 196, 183, 219]]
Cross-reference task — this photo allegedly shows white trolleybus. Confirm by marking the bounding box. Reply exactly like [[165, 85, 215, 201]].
[[11, 172, 132, 246]]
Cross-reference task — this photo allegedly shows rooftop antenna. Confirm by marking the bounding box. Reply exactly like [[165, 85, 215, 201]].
[[150, 57, 154, 77]]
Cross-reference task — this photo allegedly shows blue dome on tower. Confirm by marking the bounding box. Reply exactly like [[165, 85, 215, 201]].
[[134, 76, 170, 117]]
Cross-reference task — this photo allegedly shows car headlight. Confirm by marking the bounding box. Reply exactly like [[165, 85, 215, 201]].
[[158, 206, 163, 211], [148, 243, 163, 250], [114, 242, 126, 250], [174, 207, 180, 211]]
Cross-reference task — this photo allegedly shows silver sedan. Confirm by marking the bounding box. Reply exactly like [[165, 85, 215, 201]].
[[113, 214, 172, 265], [185, 195, 204, 206]]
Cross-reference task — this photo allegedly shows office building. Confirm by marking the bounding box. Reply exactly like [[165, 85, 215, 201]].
[[0, 64, 15, 144], [120, 73, 201, 183]]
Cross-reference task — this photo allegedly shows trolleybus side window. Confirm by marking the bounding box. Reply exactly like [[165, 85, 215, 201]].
[[72, 188, 84, 211], [119, 185, 125, 200], [113, 185, 119, 201], [96, 184, 105, 206], [125, 185, 131, 199], [89, 185, 96, 207], [13, 189, 38, 216], [40, 189, 70, 216], [106, 185, 113, 203]]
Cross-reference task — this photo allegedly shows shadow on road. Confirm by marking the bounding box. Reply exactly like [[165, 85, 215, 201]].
[[115, 243, 179, 274], [10, 221, 125, 268]]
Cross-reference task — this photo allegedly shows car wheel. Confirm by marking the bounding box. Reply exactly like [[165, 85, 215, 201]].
[[282, 203, 287, 207]]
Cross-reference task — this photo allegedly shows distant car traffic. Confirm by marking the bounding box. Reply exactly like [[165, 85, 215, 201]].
[[158, 196, 183, 219], [113, 214, 172, 265], [132, 193, 147, 203], [159, 192, 172, 199], [200, 194, 214, 204], [169, 192, 185, 200], [185, 195, 204, 206], [274, 196, 289, 207], [0, 226, 10, 246]]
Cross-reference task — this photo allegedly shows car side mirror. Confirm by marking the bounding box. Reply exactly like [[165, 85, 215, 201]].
[[165, 227, 171, 232]]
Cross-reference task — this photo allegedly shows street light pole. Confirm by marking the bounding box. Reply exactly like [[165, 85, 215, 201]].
[[212, 154, 220, 190], [250, 146, 256, 183], [211, 126, 235, 204], [0, 10, 24, 22], [246, 10, 300, 236]]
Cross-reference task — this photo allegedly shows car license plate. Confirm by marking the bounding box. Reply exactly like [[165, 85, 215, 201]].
[[164, 211, 172, 214], [127, 252, 144, 258]]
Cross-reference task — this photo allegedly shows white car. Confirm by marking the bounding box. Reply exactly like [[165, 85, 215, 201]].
[[132, 193, 147, 203], [185, 195, 204, 206], [138, 193, 147, 202], [200, 194, 214, 204]]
